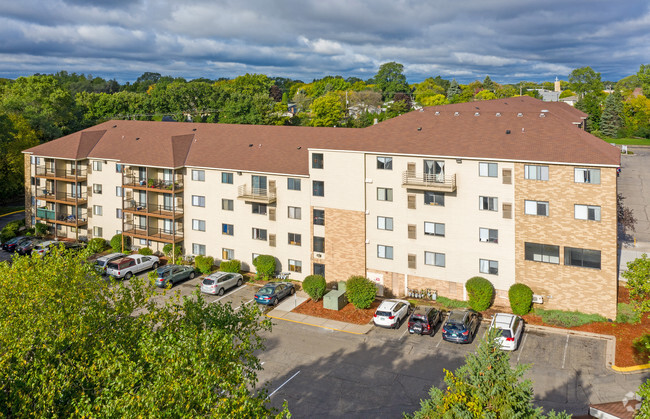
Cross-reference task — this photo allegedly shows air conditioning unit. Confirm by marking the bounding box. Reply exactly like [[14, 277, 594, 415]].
[[532, 294, 544, 304]]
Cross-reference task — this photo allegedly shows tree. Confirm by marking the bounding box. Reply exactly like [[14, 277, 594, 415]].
[[0, 114, 39, 202], [637, 379, 650, 417], [269, 85, 283, 102], [310, 93, 344, 127], [393, 92, 411, 111], [623, 254, 650, 314], [482, 75, 495, 91], [408, 328, 569, 418], [0, 248, 287, 417], [623, 95, 650, 139], [374, 62, 409, 100], [475, 90, 497, 101], [569, 66, 604, 98], [638, 64, 650, 97], [575, 93, 604, 132], [601, 91, 624, 138], [348, 90, 382, 112], [420, 94, 448, 106], [414, 78, 446, 103], [446, 79, 461, 101]]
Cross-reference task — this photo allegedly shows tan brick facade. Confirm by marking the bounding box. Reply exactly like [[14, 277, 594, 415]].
[[317, 207, 366, 281], [514, 164, 617, 318]]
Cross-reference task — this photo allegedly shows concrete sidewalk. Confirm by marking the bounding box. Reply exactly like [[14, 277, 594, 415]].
[[266, 291, 374, 335]]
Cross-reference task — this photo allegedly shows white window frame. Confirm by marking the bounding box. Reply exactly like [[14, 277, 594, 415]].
[[424, 222, 445, 236], [222, 223, 234, 236], [192, 195, 205, 207], [377, 156, 393, 170], [377, 187, 393, 202], [93, 226, 103, 237], [377, 216, 394, 231], [192, 243, 206, 256], [524, 200, 549, 216], [116, 209, 123, 219], [252, 228, 268, 241], [93, 205, 103, 216], [287, 178, 301, 191], [93, 184, 102, 194], [479, 259, 499, 275], [116, 186, 123, 197], [288, 259, 302, 273], [479, 227, 498, 243], [222, 199, 234, 211], [424, 191, 444, 206], [377, 245, 393, 259], [288, 233, 301, 246], [192, 169, 205, 181], [575, 168, 600, 184], [288, 206, 301, 219], [221, 172, 234, 184], [575, 204, 601, 221], [525, 165, 549, 181], [479, 162, 498, 177], [92, 161, 102, 171], [222, 248, 234, 260], [424, 251, 445, 267], [479, 196, 498, 211], [192, 219, 206, 231]]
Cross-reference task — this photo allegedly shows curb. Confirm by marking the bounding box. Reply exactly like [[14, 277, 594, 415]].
[[0, 210, 24, 218], [611, 363, 650, 373], [266, 313, 369, 335]]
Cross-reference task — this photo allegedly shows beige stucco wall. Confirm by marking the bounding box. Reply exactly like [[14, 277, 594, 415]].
[[88, 160, 125, 241], [514, 163, 617, 318]]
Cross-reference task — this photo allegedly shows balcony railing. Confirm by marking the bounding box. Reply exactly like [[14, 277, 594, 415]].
[[123, 201, 183, 218], [123, 224, 184, 243], [237, 185, 277, 203], [402, 172, 456, 192], [123, 175, 183, 192], [35, 166, 87, 180], [35, 208, 88, 226], [35, 189, 88, 204]]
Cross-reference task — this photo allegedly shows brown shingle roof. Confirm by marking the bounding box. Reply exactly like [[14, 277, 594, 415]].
[[23, 97, 619, 174]]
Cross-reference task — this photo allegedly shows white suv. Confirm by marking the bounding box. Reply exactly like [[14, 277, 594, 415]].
[[373, 299, 411, 329], [489, 313, 524, 351], [33, 240, 58, 256]]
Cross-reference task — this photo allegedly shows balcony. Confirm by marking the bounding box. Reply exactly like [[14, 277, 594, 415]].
[[36, 208, 88, 227], [123, 174, 183, 193], [237, 185, 277, 204], [123, 224, 184, 244], [35, 166, 87, 182], [35, 189, 88, 205], [123, 201, 183, 219], [402, 172, 456, 193]]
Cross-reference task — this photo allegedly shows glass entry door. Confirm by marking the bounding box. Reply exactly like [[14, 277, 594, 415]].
[[252, 175, 267, 193], [424, 160, 445, 183]]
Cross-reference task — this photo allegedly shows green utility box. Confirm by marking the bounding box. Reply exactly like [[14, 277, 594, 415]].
[[323, 282, 348, 311]]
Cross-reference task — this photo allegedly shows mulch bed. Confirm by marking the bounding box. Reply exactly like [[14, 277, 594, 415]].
[[292, 299, 380, 325]]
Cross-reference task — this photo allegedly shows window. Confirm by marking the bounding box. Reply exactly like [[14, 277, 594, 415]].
[[192, 243, 206, 255], [408, 254, 416, 269], [575, 168, 600, 184], [502, 203, 512, 219], [192, 195, 205, 207], [408, 224, 416, 239], [424, 251, 445, 267], [92, 161, 102, 171], [479, 162, 498, 177], [564, 247, 601, 269], [424, 222, 445, 236], [312, 153, 323, 169], [479, 259, 498, 275], [502, 169, 512, 184], [139, 239, 150, 246], [252, 228, 267, 241], [116, 209, 123, 219], [377, 156, 393, 170], [93, 184, 102, 194], [116, 164, 123, 173], [252, 203, 267, 215], [424, 191, 444, 206], [525, 242, 560, 264], [479, 228, 498, 243], [288, 206, 302, 219], [479, 196, 498, 211], [221, 172, 233, 184], [524, 200, 549, 216], [287, 178, 301, 191], [192, 219, 206, 231], [313, 209, 325, 226], [575, 204, 601, 221], [407, 194, 416, 209], [116, 186, 123, 197], [288, 233, 301, 245], [269, 234, 276, 247], [222, 199, 234, 211], [525, 165, 549, 181], [313, 263, 325, 277], [377, 245, 394, 259], [377, 187, 393, 201], [312, 181, 324, 197], [93, 205, 103, 216], [377, 216, 394, 231], [192, 170, 205, 181], [289, 259, 302, 273], [313, 236, 325, 253], [222, 223, 233, 235], [222, 248, 234, 260], [93, 226, 103, 238]]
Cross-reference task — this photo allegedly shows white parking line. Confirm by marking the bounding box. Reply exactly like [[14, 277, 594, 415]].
[[399, 327, 409, 340], [516, 332, 528, 363], [210, 285, 247, 303], [561, 334, 570, 369], [234, 298, 254, 311], [436, 337, 443, 348], [268, 370, 300, 398]]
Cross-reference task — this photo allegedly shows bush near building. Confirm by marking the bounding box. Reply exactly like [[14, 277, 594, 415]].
[[220, 259, 241, 273], [302, 275, 326, 302], [465, 276, 494, 311], [138, 247, 153, 256], [109, 234, 130, 253], [87, 238, 107, 254], [253, 255, 276, 281], [195, 255, 214, 274], [509, 283, 533, 315], [345, 276, 377, 309]]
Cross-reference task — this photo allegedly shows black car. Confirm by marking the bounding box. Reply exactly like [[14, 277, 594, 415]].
[[441, 309, 481, 344], [16, 238, 40, 255], [5, 236, 31, 252], [407, 306, 442, 336]]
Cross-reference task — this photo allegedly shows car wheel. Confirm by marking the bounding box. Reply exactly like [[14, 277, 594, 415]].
[[125, 272, 133, 280], [271, 298, 278, 306], [289, 287, 295, 295], [217, 288, 225, 296], [189, 271, 195, 279], [236, 278, 242, 287]]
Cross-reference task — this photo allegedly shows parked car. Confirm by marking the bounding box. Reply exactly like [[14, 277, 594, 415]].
[[16, 238, 40, 255], [106, 255, 159, 279], [33, 240, 59, 257], [373, 299, 411, 329], [489, 313, 524, 351], [154, 265, 197, 288], [3, 236, 27, 251], [407, 306, 442, 336], [93, 253, 126, 274], [201, 272, 244, 295], [61, 241, 86, 251], [254, 282, 295, 306], [441, 309, 481, 344]]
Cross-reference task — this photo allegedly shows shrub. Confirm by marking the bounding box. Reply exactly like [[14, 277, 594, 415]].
[[345, 276, 376, 309], [252, 255, 276, 280], [195, 255, 215, 274], [109, 234, 130, 253], [633, 334, 650, 364], [87, 238, 107, 254], [302, 275, 326, 302], [220, 259, 241, 273], [437, 296, 470, 309], [0, 230, 16, 243], [508, 283, 533, 315], [465, 276, 494, 311], [534, 308, 607, 328], [34, 223, 49, 237], [617, 303, 641, 324], [138, 247, 153, 256], [162, 244, 183, 259]]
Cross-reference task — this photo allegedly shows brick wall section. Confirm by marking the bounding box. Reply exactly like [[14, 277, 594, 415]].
[[514, 163, 617, 318], [320, 208, 366, 281], [24, 154, 32, 228]]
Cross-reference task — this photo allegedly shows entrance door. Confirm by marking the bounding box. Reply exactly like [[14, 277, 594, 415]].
[[252, 175, 267, 194], [163, 193, 173, 211], [163, 219, 173, 234], [138, 167, 147, 183]]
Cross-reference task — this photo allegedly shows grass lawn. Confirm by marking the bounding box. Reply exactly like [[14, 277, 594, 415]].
[[602, 137, 650, 146], [0, 206, 24, 216]]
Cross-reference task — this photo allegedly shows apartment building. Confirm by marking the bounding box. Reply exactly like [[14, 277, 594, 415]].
[[23, 96, 619, 317]]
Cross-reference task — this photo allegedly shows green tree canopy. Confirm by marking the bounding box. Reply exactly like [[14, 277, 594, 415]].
[[638, 64, 650, 96], [601, 91, 624, 138], [0, 114, 39, 201], [446, 79, 461, 101], [482, 75, 495, 91], [374, 62, 409, 99], [0, 248, 286, 417], [575, 92, 604, 132], [623, 253, 650, 314], [310, 92, 344, 127], [569, 66, 604, 98]]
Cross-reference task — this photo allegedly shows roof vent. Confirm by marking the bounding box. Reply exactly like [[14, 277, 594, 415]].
[[474, 112, 480, 116], [417, 127, 422, 131], [434, 111, 440, 115], [297, 146, 301, 149], [135, 137, 140, 141], [517, 113, 523, 117], [506, 130, 511, 134], [419, 108, 424, 112], [112, 125, 117, 128], [496, 112, 501, 117], [454, 112, 459, 116], [541, 109, 549, 113], [249, 144, 253, 147], [192, 128, 197, 131], [539, 113, 546, 118]]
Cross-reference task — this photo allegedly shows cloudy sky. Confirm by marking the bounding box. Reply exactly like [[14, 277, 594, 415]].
[[1, 0, 648, 84]]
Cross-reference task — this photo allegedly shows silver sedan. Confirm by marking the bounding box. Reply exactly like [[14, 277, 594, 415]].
[[200, 272, 244, 296]]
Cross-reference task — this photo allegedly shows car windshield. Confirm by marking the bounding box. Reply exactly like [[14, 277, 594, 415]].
[[106, 262, 118, 269], [376, 310, 391, 317], [202, 279, 215, 285], [157, 269, 170, 278], [410, 315, 426, 322], [444, 322, 464, 331], [497, 328, 512, 338], [257, 287, 274, 295], [95, 260, 106, 268]]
